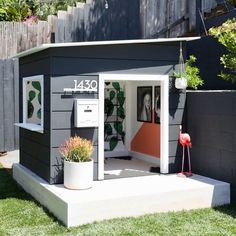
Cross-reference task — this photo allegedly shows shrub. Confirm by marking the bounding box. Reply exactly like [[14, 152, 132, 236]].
[[59, 136, 93, 162], [209, 19, 236, 83]]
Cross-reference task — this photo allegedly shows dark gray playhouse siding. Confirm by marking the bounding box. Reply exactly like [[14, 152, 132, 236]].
[[19, 42, 186, 184], [50, 75, 99, 183], [19, 53, 51, 182]]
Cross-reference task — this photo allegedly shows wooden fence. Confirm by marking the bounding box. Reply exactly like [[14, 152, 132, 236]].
[[141, 0, 218, 38], [0, 0, 220, 151], [0, 59, 19, 152], [0, 0, 219, 59]]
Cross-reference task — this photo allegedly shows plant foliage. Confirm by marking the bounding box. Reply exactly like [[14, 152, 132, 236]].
[[104, 82, 126, 151], [0, 0, 30, 21], [0, 0, 85, 22], [227, 0, 236, 7], [59, 136, 93, 162], [173, 55, 203, 90], [209, 18, 236, 83]]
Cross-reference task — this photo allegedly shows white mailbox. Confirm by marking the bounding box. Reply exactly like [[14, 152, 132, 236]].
[[74, 99, 99, 127]]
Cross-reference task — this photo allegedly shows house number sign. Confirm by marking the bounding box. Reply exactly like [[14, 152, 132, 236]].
[[64, 80, 98, 92]]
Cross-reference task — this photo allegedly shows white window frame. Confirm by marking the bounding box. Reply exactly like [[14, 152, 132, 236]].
[[15, 75, 44, 133]]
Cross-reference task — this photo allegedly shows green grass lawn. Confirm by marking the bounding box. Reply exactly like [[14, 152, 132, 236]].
[[0, 165, 236, 236]]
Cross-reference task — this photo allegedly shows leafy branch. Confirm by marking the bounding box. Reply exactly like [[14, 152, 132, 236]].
[[209, 18, 236, 83]]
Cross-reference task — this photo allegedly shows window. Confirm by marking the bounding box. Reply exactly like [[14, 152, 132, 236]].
[[16, 75, 44, 132]]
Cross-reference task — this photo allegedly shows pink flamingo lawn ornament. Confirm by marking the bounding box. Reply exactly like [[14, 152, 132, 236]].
[[178, 125, 192, 177]]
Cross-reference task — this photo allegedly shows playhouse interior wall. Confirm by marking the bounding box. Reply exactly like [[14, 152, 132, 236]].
[[105, 80, 161, 165]]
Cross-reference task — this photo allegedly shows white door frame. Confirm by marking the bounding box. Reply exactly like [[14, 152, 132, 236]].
[[98, 74, 169, 180]]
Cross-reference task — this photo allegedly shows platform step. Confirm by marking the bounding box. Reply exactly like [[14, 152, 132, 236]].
[[13, 163, 230, 227]]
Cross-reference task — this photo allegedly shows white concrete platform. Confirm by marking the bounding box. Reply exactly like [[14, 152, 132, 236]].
[[104, 157, 156, 179], [13, 163, 230, 227]]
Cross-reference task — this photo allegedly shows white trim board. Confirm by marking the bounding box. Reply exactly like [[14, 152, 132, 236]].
[[98, 74, 169, 180], [131, 151, 160, 166], [13, 37, 200, 59]]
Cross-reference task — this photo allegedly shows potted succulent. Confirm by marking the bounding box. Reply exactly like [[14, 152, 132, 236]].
[[59, 136, 94, 190]]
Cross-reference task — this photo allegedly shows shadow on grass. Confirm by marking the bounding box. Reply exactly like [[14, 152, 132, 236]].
[[0, 167, 64, 226], [213, 204, 236, 219]]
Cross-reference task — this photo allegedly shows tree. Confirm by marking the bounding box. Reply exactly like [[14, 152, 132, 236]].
[[0, 0, 29, 21], [0, 0, 85, 22], [209, 19, 236, 83]]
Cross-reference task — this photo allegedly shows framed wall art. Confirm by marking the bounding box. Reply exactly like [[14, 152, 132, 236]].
[[137, 86, 152, 123]]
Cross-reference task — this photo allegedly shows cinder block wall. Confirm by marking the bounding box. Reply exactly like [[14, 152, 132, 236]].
[[187, 91, 236, 203]]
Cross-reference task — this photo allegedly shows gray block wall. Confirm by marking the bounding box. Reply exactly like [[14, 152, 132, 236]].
[[187, 91, 236, 202]]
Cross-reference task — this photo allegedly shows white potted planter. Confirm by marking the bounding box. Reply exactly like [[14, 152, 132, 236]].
[[64, 159, 93, 190], [59, 136, 94, 190], [175, 77, 187, 90]]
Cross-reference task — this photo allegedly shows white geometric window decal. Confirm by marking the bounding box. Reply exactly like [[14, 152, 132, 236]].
[[15, 75, 44, 132]]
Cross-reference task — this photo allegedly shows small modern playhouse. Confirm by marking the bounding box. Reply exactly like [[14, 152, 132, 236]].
[[13, 38, 230, 227]]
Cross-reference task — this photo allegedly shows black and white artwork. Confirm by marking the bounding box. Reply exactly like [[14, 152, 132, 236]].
[[137, 86, 152, 123], [154, 86, 161, 124]]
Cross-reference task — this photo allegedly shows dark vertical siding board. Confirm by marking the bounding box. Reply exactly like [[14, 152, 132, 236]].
[[19, 57, 51, 78], [0, 60, 4, 151], [19, 50, 51, 64], [38, 112, 50, 129], [20, 150, 50, 182], [20, 138, 50, 165], [19, 128, 50, 147]]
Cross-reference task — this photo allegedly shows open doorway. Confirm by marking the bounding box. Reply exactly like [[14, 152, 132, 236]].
[[98, 74, 169, 180]]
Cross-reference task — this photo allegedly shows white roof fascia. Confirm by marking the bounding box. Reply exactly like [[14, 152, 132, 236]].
[[13, 37, 201, 59]]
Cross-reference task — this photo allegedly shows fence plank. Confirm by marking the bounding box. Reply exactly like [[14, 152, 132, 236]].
[[3, 59, 15, 151], [0, 60, 5, 151], [0, 0, 220, 59], [77, 3, 85, 41], [13, 59, 19, 149]]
